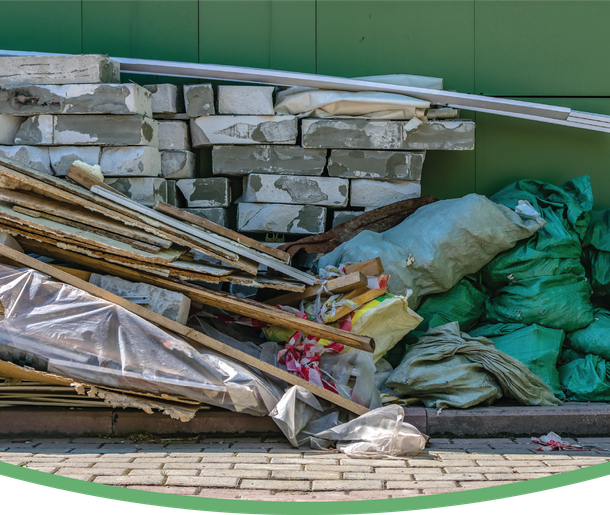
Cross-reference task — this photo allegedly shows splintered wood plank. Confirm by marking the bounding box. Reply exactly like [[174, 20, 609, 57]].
[[0, 202, 182, 265], [344, 257, 384, 276], [11, 238, 374, 354], [0, 188, 172, 248], [155, 202, 291, 264], [265, 272, 367, 306], [0, 244, 369, 416], [221, 274, 306, 292], [67, 164, 127, 197], [324, 288, 388, 324]]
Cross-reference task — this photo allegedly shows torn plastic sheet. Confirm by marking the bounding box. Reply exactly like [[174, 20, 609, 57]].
[[0, 265, 284, 417]]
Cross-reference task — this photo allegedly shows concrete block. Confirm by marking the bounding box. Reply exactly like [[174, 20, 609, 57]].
[[0, 145, 51, 175], [212, 145, 326, 176], [301, 119, 403, 149], [90, 274, 190, 324], [328, 150, 425, 180], [237, 203, 326, 234], [161, 150, 196, 179], [49, 146, 101, 176], [190, 116, 297, 147], [0, 114, 24, 144], [243, 174, 348, 207], [0, 83, 152, 117], [0, 55, 120, 85], [104, 177, 167, 207], [350, 179, 421, 208], [331, 210, 363, 227], [183, 84, 215, 117], [301, 119, 475, 150], [176, 178, 230, 208], [158, 121, 190, 150], [404, 120, 475, 150], [184, 208, 228, 228], [15, 115, 159, 147], [143, 84, 183, 114], [14, 114, 53, 145], [100, 147, 161, 177], [166, 180, 179, 207], [217, 86, 275, 115]]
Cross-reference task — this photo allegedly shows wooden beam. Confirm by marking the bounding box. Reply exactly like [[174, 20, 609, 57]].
[[0, 244, 369, 416], [324, 288, 388, 324], [155, 202, 290, 264], [66, 165, 127, 197], [344, 257, 384, 277]]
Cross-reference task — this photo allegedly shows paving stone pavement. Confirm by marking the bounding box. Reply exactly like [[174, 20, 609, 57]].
[[0, 436, 609, 501]]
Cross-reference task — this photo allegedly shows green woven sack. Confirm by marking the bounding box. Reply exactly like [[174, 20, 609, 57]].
[[567, 308, 610, 360], [559, 354, 610, 401], [583, 210, 610, 298]]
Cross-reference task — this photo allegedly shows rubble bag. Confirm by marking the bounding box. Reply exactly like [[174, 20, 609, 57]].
[[318, 194, 546, 308], [567, 308, 610, 360], [385, 322, 560, 409], [583, 210, 610, 298], [468, 323, 565, 399], [559, 354, 610, 401]]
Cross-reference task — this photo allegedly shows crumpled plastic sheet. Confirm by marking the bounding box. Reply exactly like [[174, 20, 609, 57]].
[[0, 265, 284, 416]]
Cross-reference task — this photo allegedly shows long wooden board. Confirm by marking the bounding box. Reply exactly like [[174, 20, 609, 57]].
[[0, 244, 369, 416], [67, 164, 127, 197], [92, 186, 315, 285], [154, 202, 290, 264], [14, 238, 374, 353]]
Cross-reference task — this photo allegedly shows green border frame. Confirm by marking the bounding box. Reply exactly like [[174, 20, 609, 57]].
[[1, 460, 609, 513]]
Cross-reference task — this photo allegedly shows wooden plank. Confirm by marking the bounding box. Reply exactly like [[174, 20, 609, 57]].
[[344, 257, 384, 277], [154, 202, 291, 264], [0, 202, 183, 265], [222, 274, 306, 293], [67, 164, 127, 197], [91, 187, 315, 285], [324, 288, 388, 324], [0, 244, 369, 416], [50, 265, 93, 281], [12, 238, 374, 353], [265, 272, 367, 306]]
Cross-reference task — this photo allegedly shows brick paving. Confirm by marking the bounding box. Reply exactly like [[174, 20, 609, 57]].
[[0, 436, 608, 501]]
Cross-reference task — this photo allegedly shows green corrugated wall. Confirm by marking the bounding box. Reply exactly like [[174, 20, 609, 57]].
[[2, 1, 610, 207]]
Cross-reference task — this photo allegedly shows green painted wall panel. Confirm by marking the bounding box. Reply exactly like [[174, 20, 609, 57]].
[[199, 1, 315, 72], [316, 1, 475, 93], [0, 1, 82, 53], [82, 0, 199, 83], [474, 1, 610, 96], [475, 98, 610, 209]]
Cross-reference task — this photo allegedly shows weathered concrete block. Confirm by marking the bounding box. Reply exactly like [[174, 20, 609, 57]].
[[332, 210, 364, 227], [237, 203, 326, 234], [49, 146, 101, 176], [90, 273, 190, 324], [161, 150, 196, 179], [243, 174, 348, 207], [100, 147, 161, 177], [166, 180, 178, 207], [212, 145, 326, 176], [403, 120, 475, 150], [328, 150, 425, 180], [0, 114, 23, 144], [0, 84, 152, 117], [184, 208, 228, 228], [0, 145, 51, 175], [14, 114, 53, 145], [104, 177, 167, 207], [158, 121, 190, 150], [176, 178, 230, 208], [217, 86, 275, 115], [350, 179, 421, 208], [190, 116, 297, 147], [301, 119, 403, 149], [143, 84, 183, 114], [0, 55, 120, 85], [301, 119, 475, 150], [16, 115, 159, 147], [183, 84, 215, 117]]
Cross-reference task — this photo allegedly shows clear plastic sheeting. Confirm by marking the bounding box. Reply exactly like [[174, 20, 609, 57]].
[[314, 405, 428, 458], [0, 265, 284, 416]]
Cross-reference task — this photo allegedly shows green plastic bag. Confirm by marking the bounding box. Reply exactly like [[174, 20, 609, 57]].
[[559, 354, 610, 401], [469, 323, 564, 399], [582, 210, 610, 298], [482, 176, 594, 331], [567, 308, 610, 360]]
